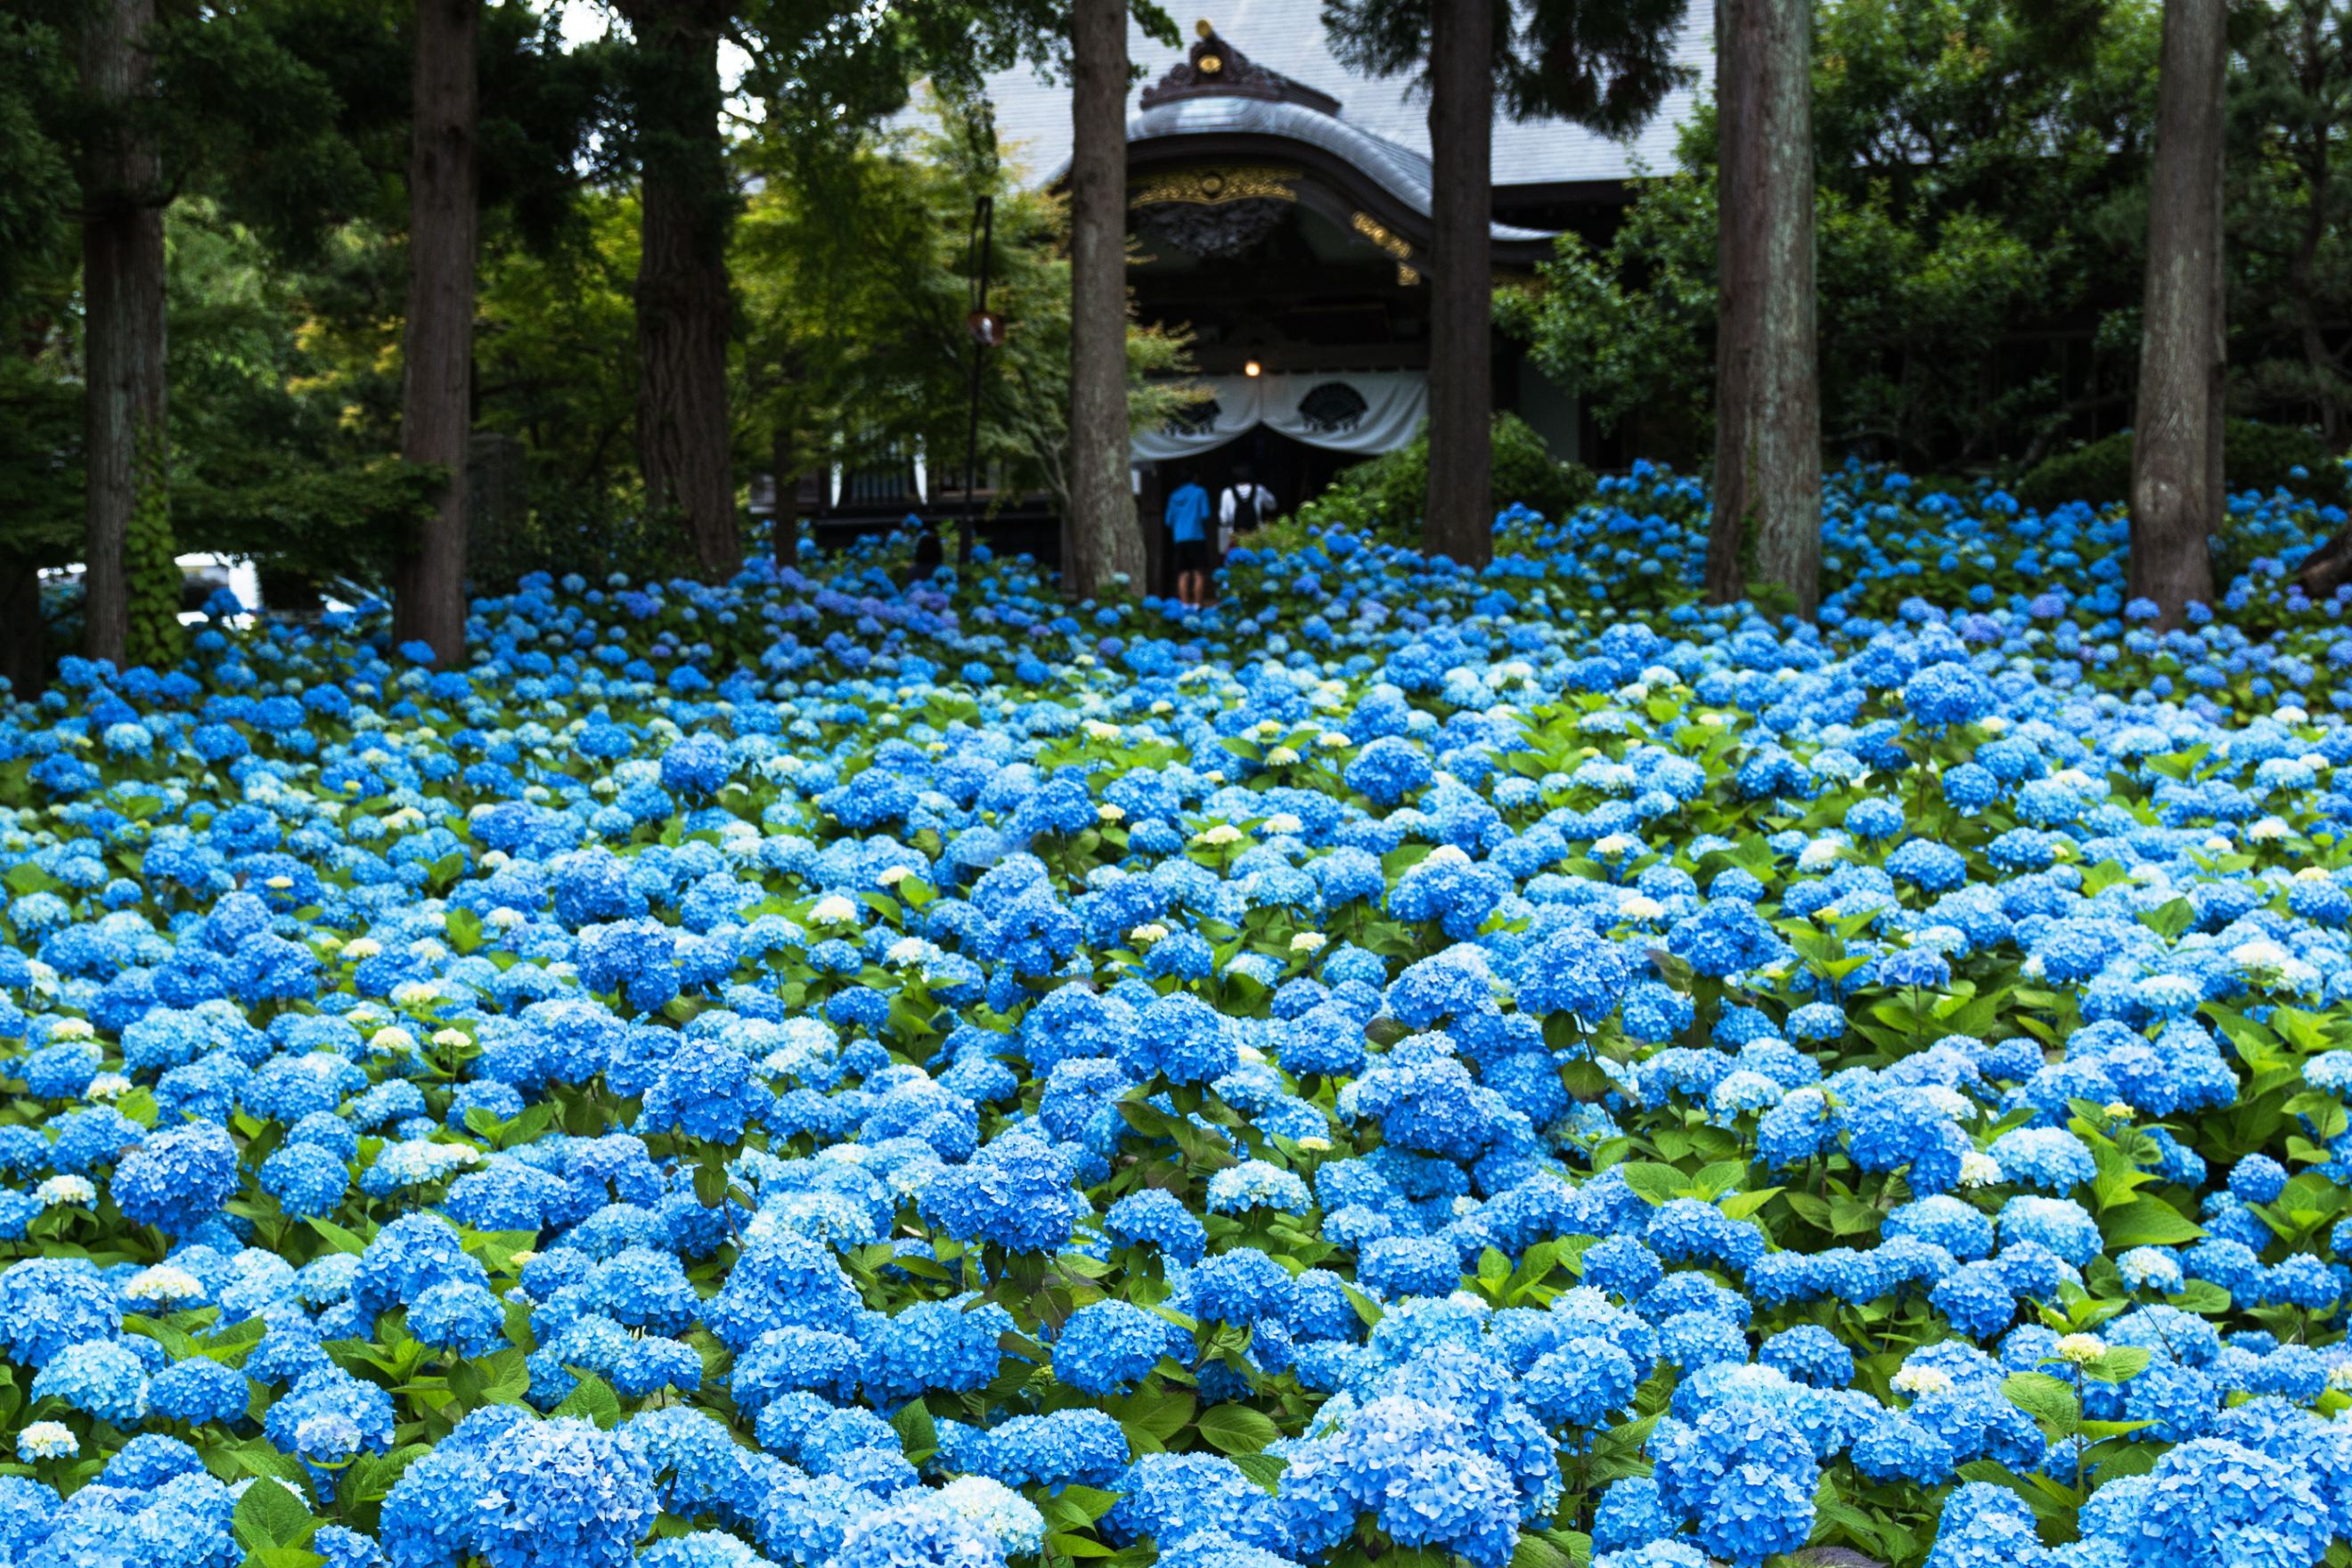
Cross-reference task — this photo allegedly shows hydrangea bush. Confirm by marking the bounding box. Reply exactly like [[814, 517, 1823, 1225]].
[[4, 463, 2352, 1568]]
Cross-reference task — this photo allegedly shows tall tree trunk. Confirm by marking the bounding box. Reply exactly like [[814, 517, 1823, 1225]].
[[395, 0, 479, 667], [1424, 0, 1493, 569], [1066, 0, 1141, 600], [619, 0, 739, 584], [1706, 0, 1821, 618], [2130, 0, 2225, 626], [80, 0, 175, 673], [771, 428, 798, 568]]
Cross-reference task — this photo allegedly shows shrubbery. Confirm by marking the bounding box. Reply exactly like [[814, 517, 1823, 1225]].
[[2016, 421, 2349, 514], [1288, 412, 1596, 543]]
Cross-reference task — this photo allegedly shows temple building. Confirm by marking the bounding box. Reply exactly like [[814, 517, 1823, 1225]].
[[796, 0, 1704, 549]]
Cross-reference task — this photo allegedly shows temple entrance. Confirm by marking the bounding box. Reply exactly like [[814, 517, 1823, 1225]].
[[1142, 426, 1376, 599], [1156, 424, 1360, 535]]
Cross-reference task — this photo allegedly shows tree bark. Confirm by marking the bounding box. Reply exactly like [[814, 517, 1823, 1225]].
[[618, 0, 739, 584], [2130, 0, 2225, 626], [1705, 0, 1821, 618], [1424, 0, 1493, 569], [80, 0, 171, 673], [771, 427, 798, 568], [1065, 0, 1142, 600], [394, 0, 479, 667]]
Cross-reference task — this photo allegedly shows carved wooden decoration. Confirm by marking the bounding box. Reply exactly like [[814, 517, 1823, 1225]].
[[1136, 196, 1294, 258]]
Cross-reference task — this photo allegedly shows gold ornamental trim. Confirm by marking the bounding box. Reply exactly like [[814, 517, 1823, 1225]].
[[1351, 211, 1412, 260], [1127, 166, 1300, 208]]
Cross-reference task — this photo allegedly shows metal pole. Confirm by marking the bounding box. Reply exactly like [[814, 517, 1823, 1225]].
[[960, 194, 996, 569]]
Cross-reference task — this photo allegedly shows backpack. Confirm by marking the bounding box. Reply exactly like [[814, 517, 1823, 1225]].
[[1221, 485, 1262, 551]]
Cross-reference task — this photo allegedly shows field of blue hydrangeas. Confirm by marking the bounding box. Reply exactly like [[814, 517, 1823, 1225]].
[[9, 460, 2352, 1568]]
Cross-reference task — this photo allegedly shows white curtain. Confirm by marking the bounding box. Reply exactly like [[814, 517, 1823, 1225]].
[[1131, 369, 1426, 462]]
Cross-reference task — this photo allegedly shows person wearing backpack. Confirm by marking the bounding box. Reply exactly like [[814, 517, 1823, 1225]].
[[1219, 465, 1276, 556]]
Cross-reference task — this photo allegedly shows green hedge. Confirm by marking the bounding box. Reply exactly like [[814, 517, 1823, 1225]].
[[2015, 421, 2349, 513], [1294, 412, 1597, 539]]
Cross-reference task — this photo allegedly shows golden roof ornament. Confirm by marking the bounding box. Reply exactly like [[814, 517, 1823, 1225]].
[[1139, 25, 1342, 112]]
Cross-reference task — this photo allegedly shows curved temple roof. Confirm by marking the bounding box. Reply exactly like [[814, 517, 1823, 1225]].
[[1048, 26, 1564, 270], [1117, 91, 1560, 248], [975, 0, 1706, 194]]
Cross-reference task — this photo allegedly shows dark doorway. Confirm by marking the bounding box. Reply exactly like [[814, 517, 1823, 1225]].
[[1156, 425, 1362, 535], [1145, 428, 1380, 599]]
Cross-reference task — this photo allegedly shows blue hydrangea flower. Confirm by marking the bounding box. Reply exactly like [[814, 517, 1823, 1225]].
[[407, 1278, 507, 1357], [30, 1336, 148, 1425], [1649, 1403, 1817, 1567], [1986, 1127, 2096, 1193], [110, 1123, 239, 1235], [260, 1143, 351, 1221], [1522, 1335, 1638, 1427], [470, 1415, 658, 1568], [1514, 929, 1637, 1017], [148, 1354, 251, 1425], [1997, 1195, 2104, 1266], [639, 1039, 775, 1144], [1205, 1161, 1313, 1215], [1105, 1188, 1209, 1264], [1116, 992, 1240, 1085], [918, 1132, 1080, 1255], [2231, 1154, 2289, 1205]]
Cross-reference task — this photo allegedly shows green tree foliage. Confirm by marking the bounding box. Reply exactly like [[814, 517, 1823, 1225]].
[[224, 190, 655, 591], [0, 0, 614, 631], [2229, 0, 2352, 444], [1320, 0, 1693, 137], [0, 5, 94, 638], [152, 0, 386, 258], [1499, 167, 2061, 467], [469, 190, 676, 585], [1501, 0, 2164, 470], [1292, 412, 1598, 540], [2015, 418, 2351, 510], [734, 96, 1200, 528], [473, 197, 643, 503], [0, 10, 80, 583], [0, 9, 76, 321], [166, 202, 445, 588]]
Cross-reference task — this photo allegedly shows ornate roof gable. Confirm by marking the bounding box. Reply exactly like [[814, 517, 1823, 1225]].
[[1140, 20, 1343, 116]]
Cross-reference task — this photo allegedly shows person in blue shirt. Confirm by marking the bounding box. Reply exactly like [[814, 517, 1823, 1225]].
[[1163, 469, 1213, 608]]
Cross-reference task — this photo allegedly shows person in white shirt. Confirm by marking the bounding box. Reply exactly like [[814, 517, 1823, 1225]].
[[1217, 465, 1277, 554]]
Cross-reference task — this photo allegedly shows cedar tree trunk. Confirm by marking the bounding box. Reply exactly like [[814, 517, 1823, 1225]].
[[2130, 0, 2226, 627], [395, 0, 479, 666], [619, 0, 739, 584], [1705, 0, 1821, 617], [1424, 0, 1493, 569], [80, 0, 172, 671], [1065, 0, 1142, 600]]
